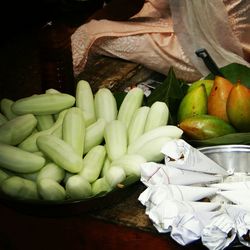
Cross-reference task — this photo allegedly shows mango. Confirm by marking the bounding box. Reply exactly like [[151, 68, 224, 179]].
[[188, 79, 214, 96], [207, 76, 233, 122], [177, 84, 207, 123], [226, 82, 250, 132], [179, 114, 236, 140]]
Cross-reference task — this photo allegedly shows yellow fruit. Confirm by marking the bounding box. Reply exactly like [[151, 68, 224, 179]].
[[188, 79, 214, 96], [207, 76, 233, 122], [177, 84, 207, 123], [179, 114, 236, 140], [227, 82, 250, 132]]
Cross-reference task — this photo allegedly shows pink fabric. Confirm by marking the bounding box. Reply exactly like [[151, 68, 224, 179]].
[[223, 0, 250, 60], [71, 0, 249, 82]]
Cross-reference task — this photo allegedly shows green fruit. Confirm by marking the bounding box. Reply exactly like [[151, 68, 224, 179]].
[[188, 79, 214, 96], [227, 82, 250, 132], [179, 114, 236, 140], [177, 84, 207, 123]]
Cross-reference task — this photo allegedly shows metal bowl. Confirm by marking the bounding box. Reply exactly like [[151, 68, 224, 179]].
[[198, 144, 250, 175], [198, 145, 250, 248]]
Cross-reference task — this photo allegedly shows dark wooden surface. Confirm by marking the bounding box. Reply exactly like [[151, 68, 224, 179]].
[[0, 183, 206, 250], [1, 199, 204, 250], [77, 55, 155, 93]]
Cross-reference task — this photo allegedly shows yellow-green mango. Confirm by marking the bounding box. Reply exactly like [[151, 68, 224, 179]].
[[188, 79, 214, 96], [207, 76, 233, 122], [227, 82, 250, 132], [177, 84, 207, 123], [179, 114, 236, 140]]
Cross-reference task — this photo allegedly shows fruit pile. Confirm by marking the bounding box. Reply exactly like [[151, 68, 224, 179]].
[[0, 81, 183, 202], [177, 76, 250, 140]]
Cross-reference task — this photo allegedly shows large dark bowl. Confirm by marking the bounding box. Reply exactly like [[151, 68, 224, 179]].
[[0, 181, 140, 217]]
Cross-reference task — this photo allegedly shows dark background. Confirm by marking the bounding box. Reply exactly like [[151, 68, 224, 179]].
[[0, 0, 106, 100], [1, 0, 107, 44], [0, 0, 145, 100]]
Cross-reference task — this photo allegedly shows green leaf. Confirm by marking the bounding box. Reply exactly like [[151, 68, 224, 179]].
[[146, 67, 188, 124], [187, 132, 250, 147], [205, 63, 250, 87]]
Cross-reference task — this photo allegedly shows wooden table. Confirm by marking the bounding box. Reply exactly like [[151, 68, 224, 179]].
[[0, 182, 206, 250]]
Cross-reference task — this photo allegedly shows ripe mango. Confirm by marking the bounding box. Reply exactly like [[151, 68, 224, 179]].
[[188, 79, 214, 96], [207, 76, 233, 122], [226, 82, 250, 132], [179, 114, 236, 140], [177, 84, 207, 123]]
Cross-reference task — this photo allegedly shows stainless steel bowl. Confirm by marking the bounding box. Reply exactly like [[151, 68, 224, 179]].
[[199, 145, 250, 248], [198, 145, 250, 174]]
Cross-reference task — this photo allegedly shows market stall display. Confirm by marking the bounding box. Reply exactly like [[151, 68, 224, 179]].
[[0, 59, 249, 249]]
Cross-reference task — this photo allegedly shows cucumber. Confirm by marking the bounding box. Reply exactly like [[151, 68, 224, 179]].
[[80, 145, 106, 183], [117, 87, 144, 128], [37, 163, 65, 183], [83, 118, 106, 154], [91, 177, 111, 197], [0, 143, 45, 173], [62, 107, 85, 156], [104, 166, 126, 188], [1, 176, 39, 200], [18, 109, 68, 152], [110, 154, 146, 176], [36, 114, 54, 131], [0, 113, 8, 126], [0, 114, 37, 145], [0, 168, 9, 186], [104, 120, 127, 161], [12, 93, 75, 115], [37, 178, 66, 201], [128, 106, 150, 145], [76, 80, 96, 127], [65, 175, 92, 200], [94, 87, 118, 123], [144, 101, 169, 132], [0, 98, 18, 120], [37, 135, 83, 173], [128, 125, 183, 154]]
